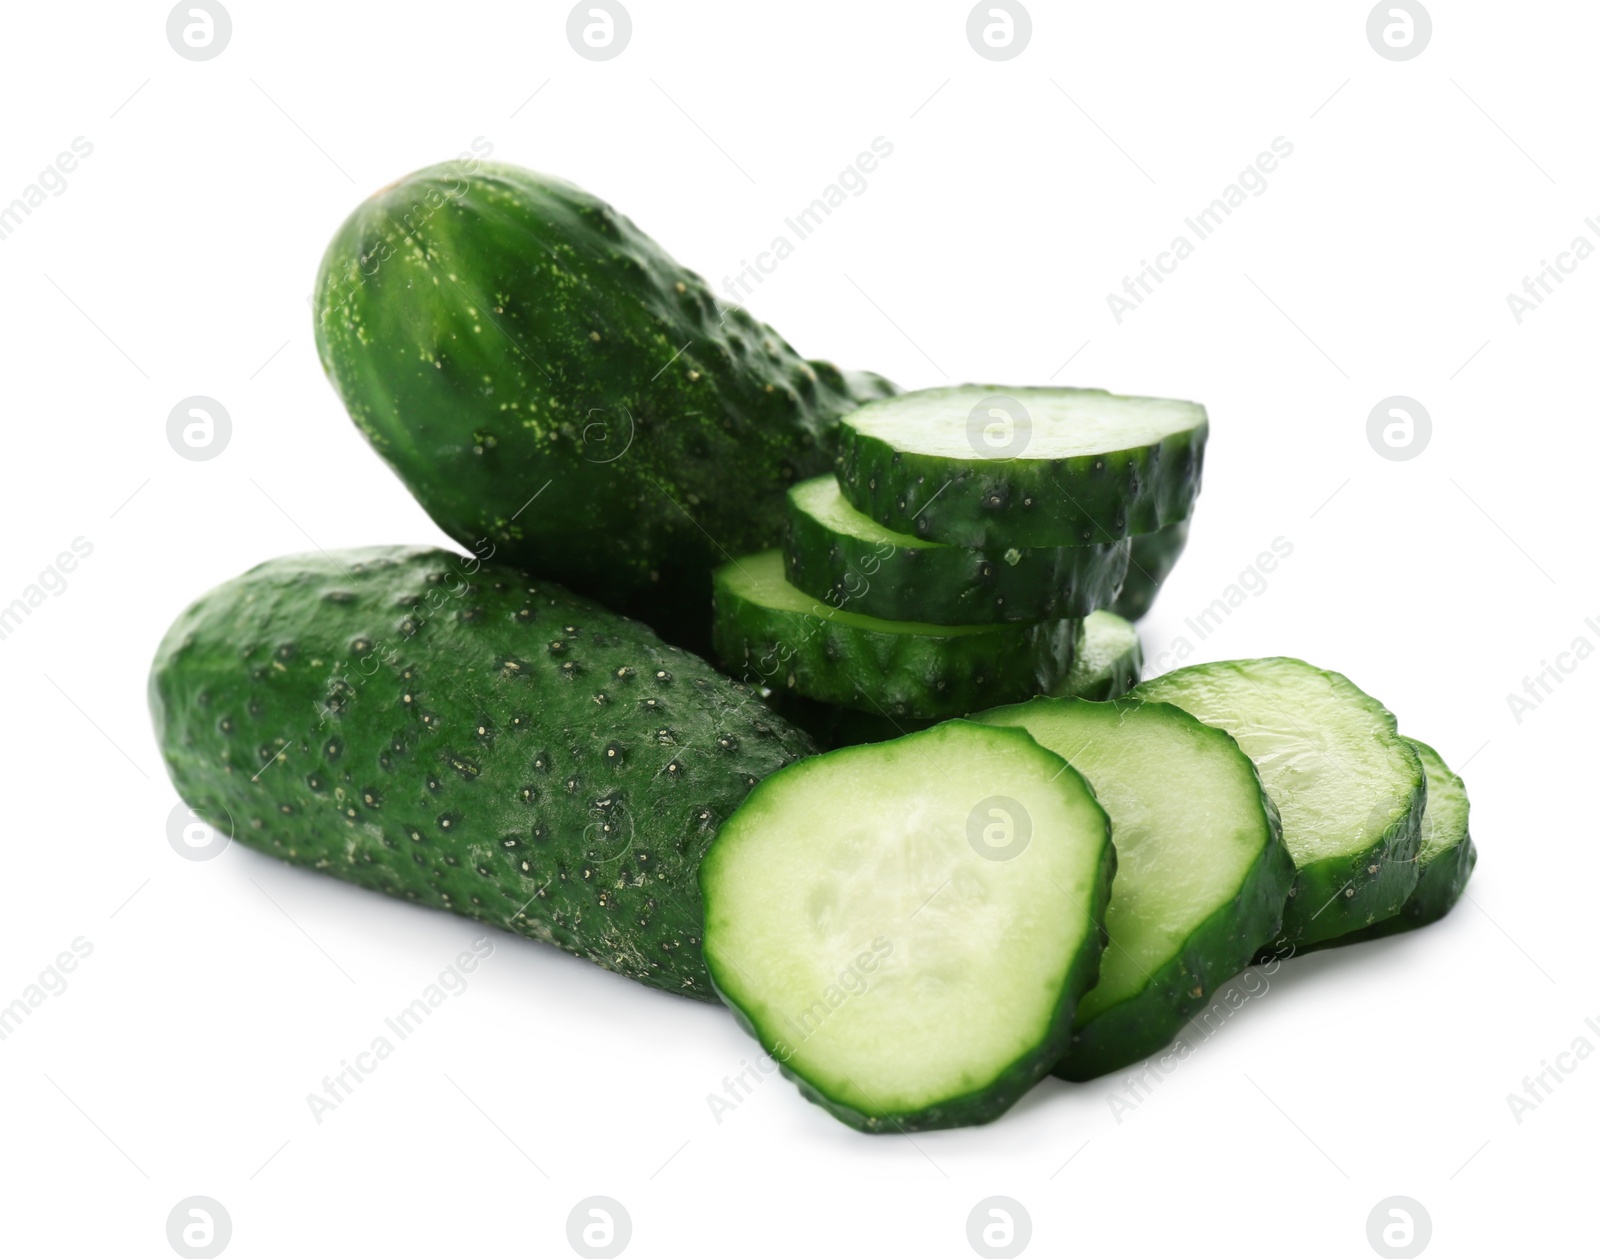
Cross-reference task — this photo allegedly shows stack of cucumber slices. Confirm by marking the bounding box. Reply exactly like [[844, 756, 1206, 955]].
[[149, 162, 1477, 1143], [703, 387, 1476, 1133], [714, 385, 1204, 741]]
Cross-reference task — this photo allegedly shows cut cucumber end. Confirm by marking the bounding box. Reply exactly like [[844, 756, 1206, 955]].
[[975, 697, 1292, 1079], [700, 720, 1114, 1131]]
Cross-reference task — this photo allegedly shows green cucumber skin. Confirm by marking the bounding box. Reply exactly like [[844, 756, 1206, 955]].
[[702, 724, 1119, 1132], [767, 610, 1142, 748], [149, 547, 816, 1000], [1058, 808, 1293, 1081], [313, 162, 894, 647], [1296, 739, 1476, 952], [1135, 659, 1424, 947], [782, 478, 1131, 624], [1110, 519, 1191, 621], [835, 397, 1206, 548], [713, 554, 1081, 720]]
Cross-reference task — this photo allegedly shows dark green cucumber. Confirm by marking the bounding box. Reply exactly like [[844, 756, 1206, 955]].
[[713, 551, 1080, 719], [1052, 609, 1143, 702], [313, 161, 894, 647], [1300, 737, 1475, 951], [835, 385, 1207, 548], [149, 547, 816, 999], [701, 721, 1115, 1131], [1111, 519, 1191, 621], [975, 698, 1292, 1079], [1134, 658, 1424, 946], [767, 609, 1141, 748], [782, 474, 1129, 624]]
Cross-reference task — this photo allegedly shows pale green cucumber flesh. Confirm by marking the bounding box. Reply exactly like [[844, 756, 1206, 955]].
[[835, 385, 1207, 548], [975, 697, 1292, 1079], [1111, 519, 1191, 621], [1298, 737, 1475, 951], [700, 721, 1115, 1131], [713, 551, 1081, 719], [783, 475, 1130, 624], [1133, 658, 1424, 946]]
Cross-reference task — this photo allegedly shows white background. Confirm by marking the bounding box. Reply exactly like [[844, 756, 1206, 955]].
[[0, 2, 1593, 1256]]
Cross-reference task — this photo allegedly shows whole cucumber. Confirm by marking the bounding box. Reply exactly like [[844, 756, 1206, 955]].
[[313, 161, 895, 648], [150, 547, 816, 999]]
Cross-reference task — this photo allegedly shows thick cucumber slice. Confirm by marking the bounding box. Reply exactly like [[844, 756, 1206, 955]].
[[783, 475, 1130, 624], [975, 698, 1292, 1079], [1302, 738, 1475, 951], [713, 551, 1081, 719], [1052, 609, 1143, 702], [700, 721, 1115, 1131], [765, 611, 1142, 749], [1111, 519, 1191, 621], [836, 386, 1207, 548], [1134, 659, 1424, 946]]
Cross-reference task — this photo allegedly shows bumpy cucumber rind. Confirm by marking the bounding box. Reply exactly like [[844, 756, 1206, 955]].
[[313, 161, 894, 646], [835, 387, 1206, 548], [1060, 810, 1293, 1080], [1297, 738, 1475, 952], [1111, 519, 1191, 621], [149, 547, 816, 1000], [702, 723, 1117, 1131], [782, 476, 1130, 624], [714, 552, 1081, 719]]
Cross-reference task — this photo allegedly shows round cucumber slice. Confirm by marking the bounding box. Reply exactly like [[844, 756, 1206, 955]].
[[1052, 609, 1143, 702], [783, 475, 1130, 624], [765, 610, 1143, 749], [1133, 658, 1425, 946], [700, 721, 1115, 1131], [836, 385, 1207, 548], [713, 551, 1081, 719], [1111, 519, 1190, 621], [974, 697, 1292, 1079], [1299, 737, 1475, 951]]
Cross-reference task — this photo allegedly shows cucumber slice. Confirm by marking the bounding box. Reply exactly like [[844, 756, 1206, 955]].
[[766, 610, 1143, 749], [974, 698, 1292, 1079], [1301, 738, 1475, 951], [783, 475, 1130, 624], [700, 721, 1115, 1131], [713, 551, 1081, 719], [1052, 609, 1143, 702], [836, 385, 1207, 548], [1134, 659, 1424, 946], [1111, 519, 1190, 621]]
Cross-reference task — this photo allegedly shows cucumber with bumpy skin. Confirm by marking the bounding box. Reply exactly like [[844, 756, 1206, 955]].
[[975, 697, 1292, 1079], [1134, 658, 1424, 946], [313, 161, 894, 648], [768, 609, 1142, 748], [1301, 737, 1475, 951], [836, 385, 1207, 548], [1112, 519, 1190, 621], [782, 475, 1130, 624], [149, 547, 817, 1000], [700, 721, 1115, 1131], [713, 551, 1081, 719]]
